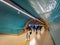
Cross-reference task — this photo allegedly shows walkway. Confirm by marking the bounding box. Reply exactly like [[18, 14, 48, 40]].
[[0, 30, 54, 45]]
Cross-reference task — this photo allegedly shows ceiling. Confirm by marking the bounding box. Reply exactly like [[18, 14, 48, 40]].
[[0, 0, 60, 34]]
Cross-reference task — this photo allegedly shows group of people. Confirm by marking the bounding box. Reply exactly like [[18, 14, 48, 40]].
[[26, 23, 44, 40]]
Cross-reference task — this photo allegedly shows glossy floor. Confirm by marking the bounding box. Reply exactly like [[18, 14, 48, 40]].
[[0, 30, 54, 45]]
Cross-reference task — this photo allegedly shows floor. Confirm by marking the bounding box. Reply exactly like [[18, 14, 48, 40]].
[[0, 30, 54, 45]]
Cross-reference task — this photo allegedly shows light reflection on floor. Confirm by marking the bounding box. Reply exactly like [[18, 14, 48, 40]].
[[37, 33, 41, 39], [29, 38, 36, 45], [0, 30, 54, 45]]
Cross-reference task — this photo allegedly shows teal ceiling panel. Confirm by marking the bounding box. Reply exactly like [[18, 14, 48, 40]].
[[0, 2, 30, 34]]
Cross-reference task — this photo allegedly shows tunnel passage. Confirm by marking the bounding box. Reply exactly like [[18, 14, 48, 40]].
[[24, 18, 55, 45], [24, 18, 49, 31]]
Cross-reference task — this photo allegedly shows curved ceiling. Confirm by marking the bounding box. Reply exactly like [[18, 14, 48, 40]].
[[0, 0, 59, 33]]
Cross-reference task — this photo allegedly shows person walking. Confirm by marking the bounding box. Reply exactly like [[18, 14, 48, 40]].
[[34, 24, 39, 35]]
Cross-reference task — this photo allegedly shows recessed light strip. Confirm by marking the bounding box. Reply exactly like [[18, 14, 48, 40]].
[[0, 0, 43, 23]]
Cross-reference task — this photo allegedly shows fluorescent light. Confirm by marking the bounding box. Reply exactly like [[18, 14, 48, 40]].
[[36, 1, 45, 13], [0, 0, 43, 23], [0, 0, 36, 19]]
